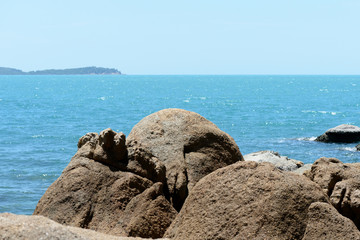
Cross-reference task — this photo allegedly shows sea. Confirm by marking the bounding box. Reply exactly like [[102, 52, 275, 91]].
[[1, 75, 360, 215]]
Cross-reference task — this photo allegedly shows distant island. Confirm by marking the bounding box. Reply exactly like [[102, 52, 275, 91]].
[[0, 66, 121, 75]]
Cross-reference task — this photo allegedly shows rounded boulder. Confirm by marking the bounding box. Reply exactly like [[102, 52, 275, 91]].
[[126, 108, 243, 210], [164, 161, 329, 240]]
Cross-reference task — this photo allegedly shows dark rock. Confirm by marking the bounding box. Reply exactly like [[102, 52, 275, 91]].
[[315, 124, 360, 143], [34, 129, 176, 238], [164, 161, 329, 240], [356, 144, 360, 151], [126, 108, 243, 211], [243, 150, 304, 171], [304, 157, 360, 229], [302, 202, 360, 240]]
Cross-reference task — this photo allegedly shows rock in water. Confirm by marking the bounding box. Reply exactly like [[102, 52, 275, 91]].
[[304, 157, 360, 229], [164, 161, 329, 240], [126, 108, 243, 210], [243, 150, 304, 171], [315, 124, 360, 143], [34, 128, 177, 238], [302, 202, 360, 240], [356, 144, 360, 151]]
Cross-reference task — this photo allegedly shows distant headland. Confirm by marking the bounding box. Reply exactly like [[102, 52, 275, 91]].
[[0, 66, 121, 75]]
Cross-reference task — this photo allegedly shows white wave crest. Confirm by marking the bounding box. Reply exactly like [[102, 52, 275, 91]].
[[296, 137, 317, 141], [339, 147, 357, 152]]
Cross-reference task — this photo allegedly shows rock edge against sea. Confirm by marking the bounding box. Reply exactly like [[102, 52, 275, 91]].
[[2, 109, 360, 239]]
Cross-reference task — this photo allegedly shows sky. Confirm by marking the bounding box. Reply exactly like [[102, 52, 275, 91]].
[[0, 1, 359, 75]]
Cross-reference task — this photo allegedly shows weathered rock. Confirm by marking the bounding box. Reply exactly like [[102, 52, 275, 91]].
[[34, 146, 176, 237], [117, 183, 177, 238], [0, 213, 159, 240], [302, 202, 360, 240], [304, 157, 360, 229], [243, 150, 304, 171], [164, 161, 329, 240], [315, 124, 360, 143], [293, 164, 312, 175], [126, 108, 243, 210], [356, 144, 360, 151], [77, 128, 128, 170]]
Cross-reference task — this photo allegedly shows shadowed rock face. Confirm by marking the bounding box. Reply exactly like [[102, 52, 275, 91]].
[[302, 202, 360, 240], [126, 108, 243, 211], [304, 157, 360, 230], [315, 124, 360, 143], [34, 128, 177, 238], [164, 161, 329, 240], [356, 144, 360, 151]]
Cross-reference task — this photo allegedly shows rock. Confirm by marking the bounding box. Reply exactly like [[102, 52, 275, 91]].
[[0, 213, 160, 240], [34, 130, 176, 238], [304, 157, 360, 229], [292, 163, 312, 175], [126, 108, 243, 210], [315, 124, 360, 143], [164, 161, 329, 240], [120, 183, 177, 238], [77, 129, 128, 170], [243, 150, 304, 171], [302, 202, 360, 240], [356, 144, 360, 151]]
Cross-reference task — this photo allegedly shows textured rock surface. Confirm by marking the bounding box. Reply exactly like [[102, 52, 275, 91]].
[[302, 202, 360, 240], [34, 130, 176, 238], [126, 108, 243, 210], [77, 128, 128, 170], [120, 183, 177, 238], [164, 161, 329, 240], [293, 164, 312, 175], [304, 157, 360, 229], [243, 150, 304, 171], [356, 144, 360, 151], [0, 213, 164, 240], [315, 124, 360, 143]]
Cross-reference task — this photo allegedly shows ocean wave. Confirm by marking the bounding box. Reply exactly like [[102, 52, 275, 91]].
[[295, 137, 317, 141], [301, 110, 339, 115], [31, 135, 45, 138], [339, 147, 358, 152]]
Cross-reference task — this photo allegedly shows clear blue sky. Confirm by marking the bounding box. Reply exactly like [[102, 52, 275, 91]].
[[1, 1, 359, 74]]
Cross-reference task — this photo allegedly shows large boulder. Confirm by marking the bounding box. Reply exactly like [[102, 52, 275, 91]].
[[315, 124, 360, 143], [34, 128, 177, 238], [304, 157, 360, 229], [126, 108, 243, 210], [164, 161, 329, 240], [0, 213, 165, 240], [243, 150, 304, 171], [302, 202, 360, 240]]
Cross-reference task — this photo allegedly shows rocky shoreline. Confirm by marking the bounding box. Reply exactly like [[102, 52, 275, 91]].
[[1, 109, 360, 239]]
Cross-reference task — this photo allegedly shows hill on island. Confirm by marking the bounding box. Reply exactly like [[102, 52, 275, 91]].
[[0, 66, 121, 75]]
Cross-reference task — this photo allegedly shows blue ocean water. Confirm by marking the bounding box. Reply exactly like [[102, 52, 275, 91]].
[[1, 75, 360, 215]]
